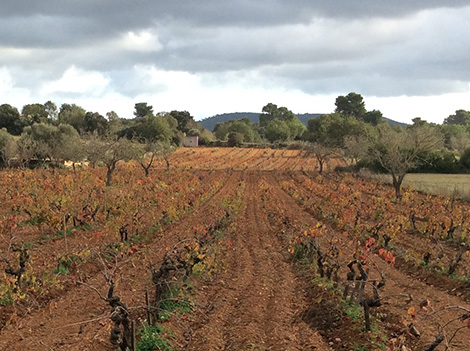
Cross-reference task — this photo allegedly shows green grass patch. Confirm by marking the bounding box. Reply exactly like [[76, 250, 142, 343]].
[[342, 301, 363, 320], [158, 285, 191, 322], [371, 173, 470, 199], [137, 325, 172, 351]]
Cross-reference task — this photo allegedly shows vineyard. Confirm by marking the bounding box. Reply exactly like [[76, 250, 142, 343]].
[[0, 147, 469, 351]]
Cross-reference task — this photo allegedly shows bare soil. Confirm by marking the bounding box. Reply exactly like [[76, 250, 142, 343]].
[[0, 148, 469, 351]]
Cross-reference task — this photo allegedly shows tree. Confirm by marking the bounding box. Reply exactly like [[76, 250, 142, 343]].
[[44, 101, 58, 122], [460, 147, 470, 170], [214, 122, 229, 141], [169, 110, 197, 134], [343, 135, 369, 165], [54, 136, 85, 171], [302, 141, 337, 174], [0, 104, 23, 135], [134, 103, 153, 118], [264, 120, 291, 143], [119, 115, 174, 142], [58, 104, 87, 134], [365, 124, 443, 199], [136, 140, 175, 176], [22, 123, 82, 165], [106, 111, 119, 121], [21, 123, 57, 162], [186, 128, 200, 137], [0, 129, 15, 167], [227, 132, 244, 147], [305, 113, 364, 148], [334, 92, 366, 120], [21, 104, 48, 125], [437, 124, 468, 151], [16, 133, 37, 168], [84, 112, 108, 135], [363, 110, 383, 126], [197, 128, 215, 145], [443, 109, 470, 126], [213, 118, 260, 143], [86, 137, 138, 186], [259, 103, 306, 142]]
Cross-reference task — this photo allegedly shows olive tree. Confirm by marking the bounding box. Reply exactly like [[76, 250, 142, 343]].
[[366, 124, 443, 199], [301, 141, 337, 174], [94, 137, 139, 186], [136, 140, 175, 176]]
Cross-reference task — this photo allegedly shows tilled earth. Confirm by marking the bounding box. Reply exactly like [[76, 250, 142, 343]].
[[1, 148, 469, 351]]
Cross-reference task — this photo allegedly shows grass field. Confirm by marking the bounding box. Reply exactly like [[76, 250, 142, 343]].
[[370, 173, 470, 199]]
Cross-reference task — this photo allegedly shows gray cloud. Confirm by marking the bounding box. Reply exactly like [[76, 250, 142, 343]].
[[1, 1, 470, 121]]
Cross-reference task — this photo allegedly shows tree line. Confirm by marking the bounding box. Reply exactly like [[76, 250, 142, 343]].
[[0, 102, 217, 186], [1, 93, 470, 196], [212, 92, 470, 197]]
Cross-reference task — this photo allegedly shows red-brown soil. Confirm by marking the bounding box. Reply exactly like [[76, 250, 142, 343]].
[[0, 147, 469, 351]]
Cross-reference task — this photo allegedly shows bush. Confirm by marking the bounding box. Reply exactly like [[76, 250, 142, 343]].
[[460, 147, 470, 171], [412, 149, 460, 173], [227, 132, 244, 147]]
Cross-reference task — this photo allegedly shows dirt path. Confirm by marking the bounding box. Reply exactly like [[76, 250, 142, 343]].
[[186, 171, 330, 351]]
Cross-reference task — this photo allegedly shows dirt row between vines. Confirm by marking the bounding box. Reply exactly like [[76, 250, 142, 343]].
[[184, 171, 330, 351], [170, 147, 343, 172], [0, 169, 240, 350]]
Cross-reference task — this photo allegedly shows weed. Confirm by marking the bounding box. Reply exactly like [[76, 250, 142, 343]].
[[0, 289, 14, 306], [130, 233, 149, 244], [53, 254, 80, 275], [450, 273, 468, 282], [353, 344, 368, 351], [158, 285, 191, 322], [342, 301, 363, 320], [137, 325, 172, 351]]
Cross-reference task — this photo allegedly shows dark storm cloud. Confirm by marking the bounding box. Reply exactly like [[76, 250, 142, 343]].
[[1, 0, 469, 113], [1, 1, 469, 49]]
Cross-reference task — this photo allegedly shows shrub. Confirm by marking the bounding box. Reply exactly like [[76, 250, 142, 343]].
[[227, 132, 244, 147], [460, 147, 470, 170]]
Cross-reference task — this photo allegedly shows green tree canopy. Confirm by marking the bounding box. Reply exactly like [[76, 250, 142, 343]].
[[227, 132, 244, 147], [0, 128, 15, 166], [22, 123, 81, 163], [304, 113, 364, 148], [44, 101, 58, 121], [169, 110, 198, 133], [22, 103, 48, 125], [443, 109, 470, 126], [0, 104, 23, 135], [264, 120, 291, 143], [259, 103, 306, 142], [363, 109, 383, 126], [84, 111, 108, 135], [334, 92, 366, 120], [134, 102, 153, 118], [58, 103, 87, 134], [119, 115, 174, 142], [214, 118, 261, 143]]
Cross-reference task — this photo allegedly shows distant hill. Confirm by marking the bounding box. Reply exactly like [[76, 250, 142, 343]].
[[199, 112, 406, 131]]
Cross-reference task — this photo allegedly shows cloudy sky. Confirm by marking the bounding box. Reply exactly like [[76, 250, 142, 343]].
[[1, 1, 470, 124]]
